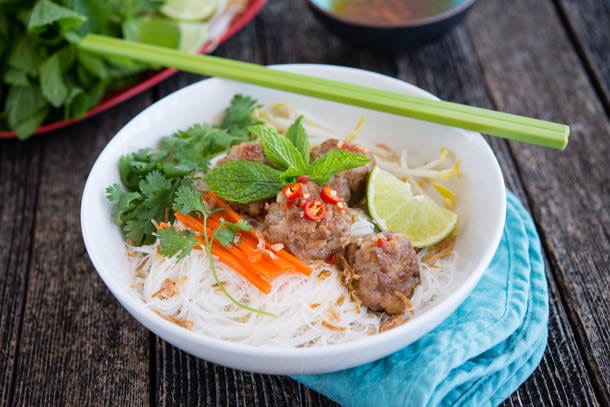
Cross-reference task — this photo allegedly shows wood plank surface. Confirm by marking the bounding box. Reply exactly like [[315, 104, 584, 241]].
[[557, 0, 610, 111], [5, 98, 153, 406], [0, 0, 608, 406], [468, 1, 610, 404]]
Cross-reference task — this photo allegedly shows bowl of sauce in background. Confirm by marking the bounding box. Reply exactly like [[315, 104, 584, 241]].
[[307, 0, 477, 52]]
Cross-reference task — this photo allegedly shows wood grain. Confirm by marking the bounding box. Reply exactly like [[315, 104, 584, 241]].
[[557, 0, 610, 112], [467, 0, 610, 404], [1, 0, 608, 406], [6, 98, 152, 406]]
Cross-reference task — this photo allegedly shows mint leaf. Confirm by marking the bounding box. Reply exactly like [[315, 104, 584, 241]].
[[250, 124, 307, 171], [28, 0, 87, 34], [40, 52, 68, 107], [279, 167, 302, 185], [306, 150, 370, 185], [5, 85, 50, 139], [173, 185, 207, 215], [64, 86, 89, 118], [205, 160, 283, 203], [285, 116, 309, 164], [158, 228, 199, 260]]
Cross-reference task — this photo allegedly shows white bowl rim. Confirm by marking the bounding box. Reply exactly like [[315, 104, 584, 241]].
[[81, 63, 506, 373]]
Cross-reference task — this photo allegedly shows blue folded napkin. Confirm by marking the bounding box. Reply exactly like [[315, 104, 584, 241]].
[[294, 191, 548, 407]]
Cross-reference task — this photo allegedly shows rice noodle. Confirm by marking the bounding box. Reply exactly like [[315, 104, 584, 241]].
[[126, 105, 459, 347]]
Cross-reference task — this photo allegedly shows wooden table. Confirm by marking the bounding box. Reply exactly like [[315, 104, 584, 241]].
[[1, 0, 608, 405]]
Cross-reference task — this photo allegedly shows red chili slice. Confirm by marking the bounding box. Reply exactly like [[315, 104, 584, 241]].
[[297, 175, 310, 184], [325, 253, 337, 265], [377, 237, 388, 248], [303, 199, 326, 221], [321, 186, 341, 204], [282, 183, 302, 200]]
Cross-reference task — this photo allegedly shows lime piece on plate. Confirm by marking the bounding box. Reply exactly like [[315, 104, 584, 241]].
[[161, 0, 218, 21], [122, 17, 180, 49], [178, 21, 209, 52], [367, 166, 458, 248]]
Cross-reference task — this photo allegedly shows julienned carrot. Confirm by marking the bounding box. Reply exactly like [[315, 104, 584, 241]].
[[174, 212, 204, 232], [205, 216, 262, 263], [194, 235, 271, 294], [204, 200, 312, 276], [174, 195, 313, 291]]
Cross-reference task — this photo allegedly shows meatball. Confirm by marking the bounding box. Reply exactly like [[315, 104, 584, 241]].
[[216, 142, 268, 165], [264, 182, 353, 261], [344, 232, 420, 315], [215, 142, 270, 218], [310, 139, 375, 203]]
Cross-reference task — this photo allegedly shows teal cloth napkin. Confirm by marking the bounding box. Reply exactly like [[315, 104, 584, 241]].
[[294, 191, 549, 407]]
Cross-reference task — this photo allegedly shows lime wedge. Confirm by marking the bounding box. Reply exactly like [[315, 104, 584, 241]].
[[161, 0, 218, 21], [178, 21, 209, 53], [367, 166, 458, 248], [122, 17, 181, 49]]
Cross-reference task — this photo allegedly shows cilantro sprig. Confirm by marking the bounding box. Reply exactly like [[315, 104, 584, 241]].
[[205, 119, 370, 203], [107, 95, 258, 245], [157, 186, 274, 317]]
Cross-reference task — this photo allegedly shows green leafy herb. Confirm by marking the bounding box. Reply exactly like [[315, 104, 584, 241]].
[[1, 0, 225, 139], [285, 116, 309, 164], [250, 124, 308, 171], [107, 96, 258, 245], [172, 184, 207, 215], [158, 227, 198, 260], [221, 94, 263, 141], [206, 119, 370, 204], [205, 160, 283, 203], [306, 149, 371, 185]]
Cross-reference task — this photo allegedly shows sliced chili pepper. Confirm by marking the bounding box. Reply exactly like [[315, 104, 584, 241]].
[[297, 175, 310, 184], [377, 237, 388, 248], [303, 199, 326, 221], [325, 253, 337, 265], [321, 186, 341, 204], [282, 183, 302, 200]]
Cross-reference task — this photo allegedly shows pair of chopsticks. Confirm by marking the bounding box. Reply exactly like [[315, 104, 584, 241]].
[[79, 34, 569, 149]]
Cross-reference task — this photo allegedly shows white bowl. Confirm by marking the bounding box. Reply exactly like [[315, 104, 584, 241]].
[[81, 64, 506, 375]]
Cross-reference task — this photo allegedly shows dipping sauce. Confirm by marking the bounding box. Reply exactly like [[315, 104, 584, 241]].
[[330, 0, 459, 25]]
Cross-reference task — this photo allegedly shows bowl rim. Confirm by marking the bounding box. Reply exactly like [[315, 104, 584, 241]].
[[81, 63, 506, 374], [306, 0, 476, 29]]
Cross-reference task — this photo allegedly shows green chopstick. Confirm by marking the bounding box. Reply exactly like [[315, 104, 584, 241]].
[[79, 34, 569, 149]]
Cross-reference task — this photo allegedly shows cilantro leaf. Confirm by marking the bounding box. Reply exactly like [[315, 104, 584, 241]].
[[205, 160, 283, 203], [173, 185, 207, 215], [221, 94, 262, 140], [158, 228, 199, 260], [306, 150, 371, 185], [250, 124, 307, 171], [213, 227, 237, 248], [285, 116, 309, 164]]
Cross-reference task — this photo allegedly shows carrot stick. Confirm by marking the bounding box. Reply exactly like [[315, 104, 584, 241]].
[[174, 212, 204, 232], [206, 217, 262, 263], [194, 235, 271, 294]]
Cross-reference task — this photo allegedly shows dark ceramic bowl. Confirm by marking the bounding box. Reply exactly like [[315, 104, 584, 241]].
[[307, 0, 476, 52]]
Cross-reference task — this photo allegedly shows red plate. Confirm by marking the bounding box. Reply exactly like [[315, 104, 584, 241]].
[[0, 0, 266, 139]]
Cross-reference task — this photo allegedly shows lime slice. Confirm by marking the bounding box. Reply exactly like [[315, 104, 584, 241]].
[[367, 166, 458, 248], [178, 21, 209, 53], [161, 0, 218, 21], [122, 17, 180, 49]]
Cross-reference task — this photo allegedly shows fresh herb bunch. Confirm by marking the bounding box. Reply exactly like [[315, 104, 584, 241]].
[[0, 0, 216, 139], [205, 118, 371, 203], [106, 94, 259, 246]]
